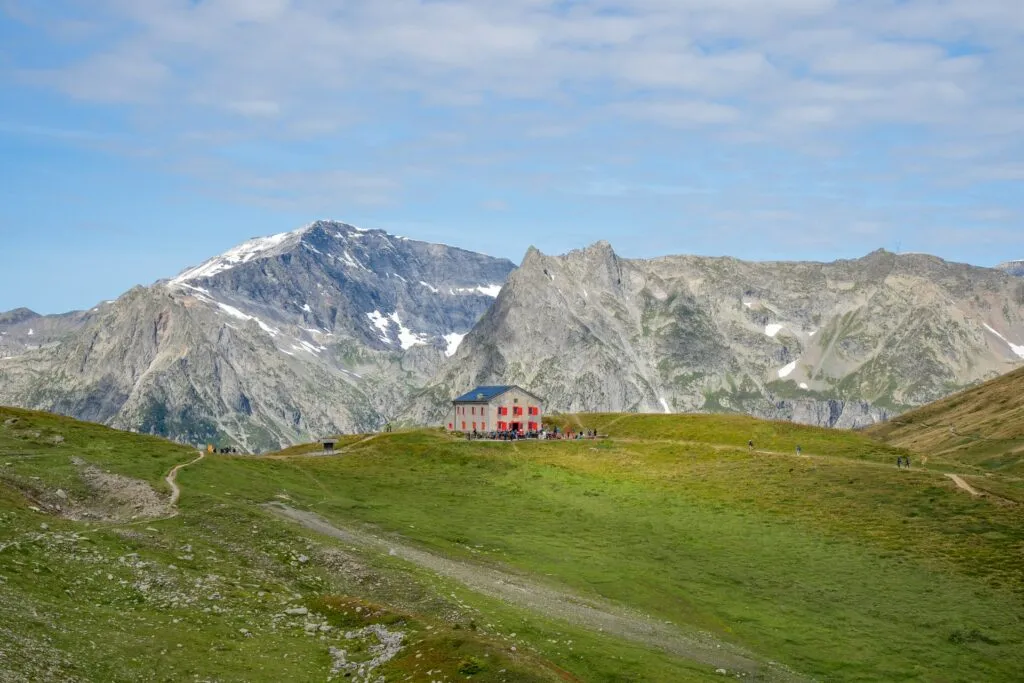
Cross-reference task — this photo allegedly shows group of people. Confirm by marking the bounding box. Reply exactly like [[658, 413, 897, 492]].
[[548, 427, 599, 440], [896, 455, 912, 469], [464, 426, 602, 441], [467, 429, 541, 441]]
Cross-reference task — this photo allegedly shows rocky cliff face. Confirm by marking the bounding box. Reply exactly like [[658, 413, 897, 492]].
[[404, 244, 1024, 428], [0, 221, 514, 451], [997, 260, 1024, 277]]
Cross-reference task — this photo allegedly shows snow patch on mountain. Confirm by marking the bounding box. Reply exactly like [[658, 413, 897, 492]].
[[983, 323, 1024, 359], [366, 310, 431, 349], [764, 324, 784, 337], [389, 313, 430, 350], [367, 311, 390, 344], [659, 397, 672, 414], [444, 332, 466, 357], [778, 360, 798, 378], [172, 230, 298, 284], [217, 303, 280, 336], [452, 284, 503, 297]]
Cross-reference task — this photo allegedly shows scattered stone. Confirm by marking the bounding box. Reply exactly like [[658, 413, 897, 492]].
[[297, 554, 309, 564], [716, 668, 728, 675], [284, 607, 308, 616], [55, 489, 68, 500], [39, 523, 49, 530]]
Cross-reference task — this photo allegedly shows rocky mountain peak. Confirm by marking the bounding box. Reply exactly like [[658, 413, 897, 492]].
[[998, 260, 1024, 276], [0, 308, 40, 325]]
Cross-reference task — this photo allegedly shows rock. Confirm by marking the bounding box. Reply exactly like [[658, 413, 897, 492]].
[[55, 489, 68, 500], [284, 607, 308, 616], [39, 523, 49, 530], [716, 669, 727, 675], [297, 554, 309, 564]]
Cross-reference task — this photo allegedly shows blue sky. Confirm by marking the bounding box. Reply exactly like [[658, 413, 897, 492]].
[[1, 0, 1023, 313]]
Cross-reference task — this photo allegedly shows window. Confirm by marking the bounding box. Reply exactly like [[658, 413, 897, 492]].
[[498, 406, 508, 416], [528, 421, 538, 431], [461, 421, 466, 430], [513, 406, 523, 416], [528, 406, 538, 416], [498, 421, 507, 430], [472, 422, 477, 430], [481, 422, 487, 430]]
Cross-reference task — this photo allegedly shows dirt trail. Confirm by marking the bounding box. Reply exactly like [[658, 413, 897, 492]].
[[265, 502, 805, 681], [165, 452, 205, 507], [946, 473, 981, 496]]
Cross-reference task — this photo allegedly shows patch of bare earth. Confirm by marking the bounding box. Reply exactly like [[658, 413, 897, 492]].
[[64, 457, 172, 522]]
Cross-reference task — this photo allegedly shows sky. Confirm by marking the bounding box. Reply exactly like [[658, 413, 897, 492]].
[[1, 0, 1023, 314]]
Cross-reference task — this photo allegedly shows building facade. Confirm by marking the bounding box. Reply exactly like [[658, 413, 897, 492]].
[[449, 385, 544, 433]]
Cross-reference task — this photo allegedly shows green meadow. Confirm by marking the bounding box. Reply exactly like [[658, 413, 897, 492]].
[[3, 405, 1024, 681]]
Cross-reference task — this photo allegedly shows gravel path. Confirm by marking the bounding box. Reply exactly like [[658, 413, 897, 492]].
[[265, 502, 806, 681]]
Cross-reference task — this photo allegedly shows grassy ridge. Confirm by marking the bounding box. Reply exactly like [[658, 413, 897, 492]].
[[867, 366, 1024, 476], [547, 412, 912, 463]]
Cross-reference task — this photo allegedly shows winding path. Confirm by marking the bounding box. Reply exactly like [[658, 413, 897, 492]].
[[165, 452, 205, 507]]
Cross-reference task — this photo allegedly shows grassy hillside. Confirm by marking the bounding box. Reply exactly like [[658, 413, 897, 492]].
[[4, 406, 1024, 681], [867, 366, 1024, 478]]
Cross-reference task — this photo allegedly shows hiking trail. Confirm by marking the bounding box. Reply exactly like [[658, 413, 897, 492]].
[[165, 452, 205, 507], [946, 473, 981, 496], [265, 502, 806, 682]]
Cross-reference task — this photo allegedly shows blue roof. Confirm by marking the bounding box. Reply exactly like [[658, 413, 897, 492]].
[[453, 385, 514, 403]]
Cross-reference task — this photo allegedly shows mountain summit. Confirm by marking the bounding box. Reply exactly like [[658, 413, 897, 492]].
[[0, 221, 514, 450]]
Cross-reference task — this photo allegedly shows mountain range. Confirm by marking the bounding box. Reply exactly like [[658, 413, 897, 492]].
[[2, 222, 1022, 449], [405, 243, 1024, 428], [0, 221, 512, 451]]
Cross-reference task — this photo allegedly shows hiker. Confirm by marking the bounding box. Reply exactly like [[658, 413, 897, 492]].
[[748, 439, 754, 451], [903, 456, 910, 469], [796, 445, 802, 456], [896, 456, 902, 469]]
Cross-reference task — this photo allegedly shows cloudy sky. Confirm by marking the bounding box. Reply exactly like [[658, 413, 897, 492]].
[[1, 0, 1022, 312]]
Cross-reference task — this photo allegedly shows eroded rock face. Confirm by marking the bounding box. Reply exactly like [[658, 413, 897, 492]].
[[3, 225, 1022, 444], [997, 260, 1024, 277], [404, 245, 1024, 428], [0, 221, 514, 451]]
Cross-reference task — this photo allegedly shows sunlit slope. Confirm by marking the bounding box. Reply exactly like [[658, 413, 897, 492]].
[[546, 411, 910, 462], [0, 409, 600, 683], [257, 426, 1024, 681], [867, 366, 1024, 474]]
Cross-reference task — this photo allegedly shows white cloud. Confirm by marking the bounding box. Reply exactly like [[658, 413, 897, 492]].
[[4, 0, 1023, 235]]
